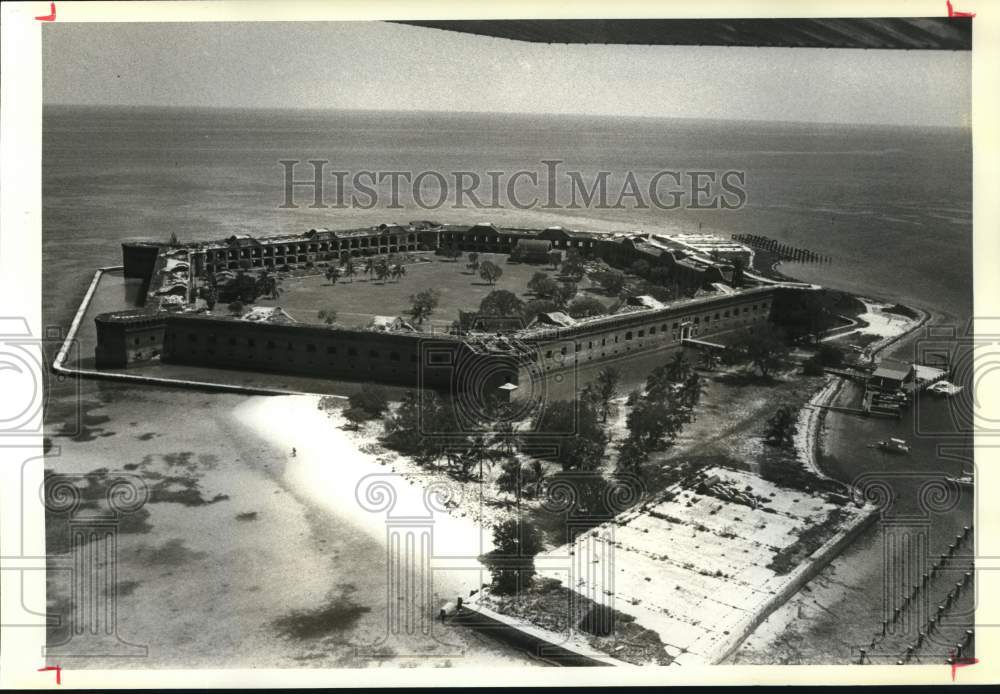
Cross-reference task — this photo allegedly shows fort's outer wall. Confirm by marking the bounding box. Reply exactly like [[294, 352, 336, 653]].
[[524, 286, 787, 377], [94, 312, 167, 368], [154, 314, 519, 393], [94, 286, 816, 393]]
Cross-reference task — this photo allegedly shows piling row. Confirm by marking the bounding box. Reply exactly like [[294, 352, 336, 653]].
[[730, 233, 831, 264], [858, 524, 974, 665]]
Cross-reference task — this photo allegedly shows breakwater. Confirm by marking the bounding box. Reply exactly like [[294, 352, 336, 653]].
[[732, 233, 831, 264]]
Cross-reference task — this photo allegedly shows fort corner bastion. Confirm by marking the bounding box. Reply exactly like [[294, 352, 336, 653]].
[[95, 222, 818, 398]]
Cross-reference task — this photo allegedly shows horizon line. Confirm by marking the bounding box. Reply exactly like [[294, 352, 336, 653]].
[[41, 102, 970, 131]]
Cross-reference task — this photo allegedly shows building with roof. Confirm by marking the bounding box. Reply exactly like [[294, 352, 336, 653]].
[[528, 311, 577, 328], [511, 239, 555, 264], [868, 359, 914, 392], [656, 233, 753, 266], [181, 224, 427, 276], [124, 223, 739, 299]]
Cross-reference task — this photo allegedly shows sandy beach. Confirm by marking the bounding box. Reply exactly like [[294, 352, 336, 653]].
[[233, 395, 498, 599]]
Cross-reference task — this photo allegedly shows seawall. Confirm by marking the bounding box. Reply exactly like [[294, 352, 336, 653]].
[[450, 603, 623, 667], [712, 503, 880, 664]]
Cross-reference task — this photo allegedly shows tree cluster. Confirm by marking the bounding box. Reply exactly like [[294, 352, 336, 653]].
[[343, 384, 390, 429], [381, 391, 517, 482], [803, 343, 845, 375], [480, 518, 544, 595], [559, 250, 586, 281], [530, 399, 609, 471], [566, 296, 607, 319], [617, 353, 703, 472], [408, 288, 441, 326], [763, 405, 797, 448], [591, 269, 626, 296], [479, 290, 524, 317], [732, 324, 790, 378]]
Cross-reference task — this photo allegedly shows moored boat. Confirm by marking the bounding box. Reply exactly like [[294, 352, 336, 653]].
[[928, 381, 964, 397], [874, 437, 910, 454]]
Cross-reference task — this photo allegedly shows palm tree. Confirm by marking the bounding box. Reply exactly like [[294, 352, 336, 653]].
[[204, 285, 218, 311], [594, 366, 621, 423], [374, 258, 390, 284], [256, 270, 282, 300], [363, 257, 375, 280], [255, 270, 270, 297], [390, 264, 406, 282], [699, 350, 720, 371], [490, 416, 519, 457], [526, 459, 545, 498], [325, 265, 341, 285], [679, 372, 705, 409], [465, 434, 498, 481], [342, 258, 356, 283], [672, 352, 693, 381]]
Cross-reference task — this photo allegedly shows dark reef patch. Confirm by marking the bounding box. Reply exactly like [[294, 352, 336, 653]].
[[135, 538, 208, 565], [148, 475, 229, 507], [272, 585, 371, 640], [116, 580, 141, 597], [44, 468, 154, 554]]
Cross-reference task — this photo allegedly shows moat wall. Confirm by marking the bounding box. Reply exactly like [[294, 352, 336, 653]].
[[92, 285, 795, 394]]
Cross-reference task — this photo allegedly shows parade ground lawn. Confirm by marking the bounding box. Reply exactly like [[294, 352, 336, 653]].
[[256, 253, 561, 330]]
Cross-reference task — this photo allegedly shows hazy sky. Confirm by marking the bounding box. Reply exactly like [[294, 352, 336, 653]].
[[43, 21, 971, 127]]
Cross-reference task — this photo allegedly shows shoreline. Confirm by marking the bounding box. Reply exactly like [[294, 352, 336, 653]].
[[724, 275, 955, 664], [232, 395, 495, 601], [797, 298, 930, 485]]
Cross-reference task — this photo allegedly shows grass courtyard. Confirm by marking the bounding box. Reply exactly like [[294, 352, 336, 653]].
[[254, 253, 575, 331]]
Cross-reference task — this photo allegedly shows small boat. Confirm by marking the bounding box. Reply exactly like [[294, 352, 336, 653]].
[[946, 474, 973, 488], [874, 437, 910, 454], [928, 381, 964, 397]]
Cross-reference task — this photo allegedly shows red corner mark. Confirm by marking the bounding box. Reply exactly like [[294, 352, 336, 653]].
[[35, 2, 56, 21], [947, 0, 976, 18], [37, 665, 61, 685], [951, 657, 979, 681]]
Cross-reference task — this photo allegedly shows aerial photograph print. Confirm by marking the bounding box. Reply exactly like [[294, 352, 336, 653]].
[[20, 3, 986, 684]]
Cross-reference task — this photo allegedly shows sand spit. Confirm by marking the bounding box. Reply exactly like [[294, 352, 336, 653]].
[[234, 395, 494, 602]]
